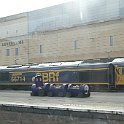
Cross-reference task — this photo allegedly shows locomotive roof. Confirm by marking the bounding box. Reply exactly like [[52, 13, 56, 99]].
[[0, 62, 109, 72], [111, 58, 124, 66], [1, 59, 124, 72]]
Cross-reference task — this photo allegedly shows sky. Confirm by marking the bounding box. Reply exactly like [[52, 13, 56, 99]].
[[0, 0, 73, 18]]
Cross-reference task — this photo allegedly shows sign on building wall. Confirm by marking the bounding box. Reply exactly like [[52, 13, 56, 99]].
[[1, 40, 23, 47]]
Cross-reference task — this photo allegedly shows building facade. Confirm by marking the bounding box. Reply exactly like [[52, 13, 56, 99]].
[[0, 0, 124, 65]]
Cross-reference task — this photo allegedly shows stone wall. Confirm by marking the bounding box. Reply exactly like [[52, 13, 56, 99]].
[[0, 104, 124, 124], [1, 18, 124, 65]]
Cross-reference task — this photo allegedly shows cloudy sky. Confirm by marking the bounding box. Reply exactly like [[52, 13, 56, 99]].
[[0, 0, 72, 18]]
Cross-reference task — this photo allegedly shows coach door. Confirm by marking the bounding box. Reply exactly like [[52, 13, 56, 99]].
[[108, 63, 116, 88], [115, 66, 124, 85]]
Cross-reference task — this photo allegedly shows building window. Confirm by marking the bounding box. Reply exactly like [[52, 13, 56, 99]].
[[109, 36, 113, 46], [74, 40, 77, 49], [40, 45, 42, 53], [6, 49, 10, 56], [15, 48, 19, 56]]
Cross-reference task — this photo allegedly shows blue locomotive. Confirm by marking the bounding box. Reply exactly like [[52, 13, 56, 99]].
[[0, 59, 124, 92]]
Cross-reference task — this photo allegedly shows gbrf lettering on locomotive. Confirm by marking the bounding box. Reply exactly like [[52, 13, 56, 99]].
[[36, 72, 59, 83]]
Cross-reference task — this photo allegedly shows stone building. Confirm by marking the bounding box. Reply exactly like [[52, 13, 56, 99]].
[[0, 0, 124, 65]]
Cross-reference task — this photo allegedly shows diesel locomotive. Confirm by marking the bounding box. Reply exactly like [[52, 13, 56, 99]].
[[0, 59, 124, 91]]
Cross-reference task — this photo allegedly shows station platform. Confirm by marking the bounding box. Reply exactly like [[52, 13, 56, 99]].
[[0, 91, 124, 124]]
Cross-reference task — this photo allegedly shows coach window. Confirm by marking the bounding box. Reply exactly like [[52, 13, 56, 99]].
[[6, 49, 10, 56], [15, 48, 19, 56]]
